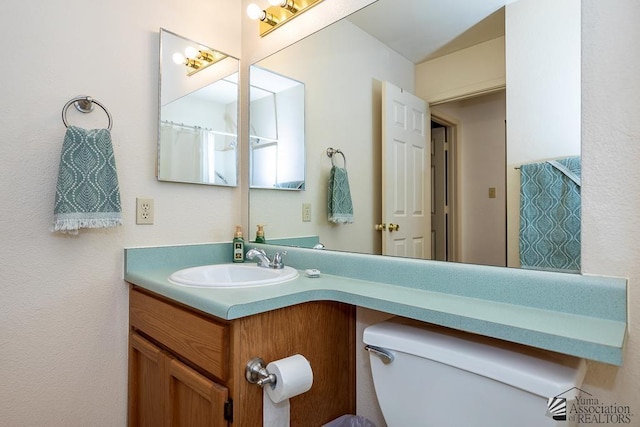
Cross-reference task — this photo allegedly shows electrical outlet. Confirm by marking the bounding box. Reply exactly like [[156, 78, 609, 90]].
[[302, 203, 312, 222], [136, 198, 154, 225]]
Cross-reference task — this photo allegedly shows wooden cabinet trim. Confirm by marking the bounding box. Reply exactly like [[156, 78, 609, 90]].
[[130, 332, 162, 363]]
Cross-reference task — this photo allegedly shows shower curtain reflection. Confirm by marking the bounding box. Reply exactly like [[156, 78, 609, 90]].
[[160, 122, 236, 185]]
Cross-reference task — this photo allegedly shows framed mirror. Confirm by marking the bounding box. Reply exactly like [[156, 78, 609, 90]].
[[248, 0, 580, 272], [249, 66, 305, 190], [158, 28, 239, 186]]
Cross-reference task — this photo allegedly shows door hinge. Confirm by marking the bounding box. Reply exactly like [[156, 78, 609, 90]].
[[224, 399, 233, 423]]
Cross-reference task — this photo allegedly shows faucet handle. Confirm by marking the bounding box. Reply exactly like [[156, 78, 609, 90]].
[[272, 251, 287, 268]]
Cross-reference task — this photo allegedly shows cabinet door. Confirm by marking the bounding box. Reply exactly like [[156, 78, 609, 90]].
[[129, 333, 166, 427], [166, 357, 229, 427]]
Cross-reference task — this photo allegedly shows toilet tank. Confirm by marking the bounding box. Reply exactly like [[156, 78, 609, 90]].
[[363, 318, 587, 427]]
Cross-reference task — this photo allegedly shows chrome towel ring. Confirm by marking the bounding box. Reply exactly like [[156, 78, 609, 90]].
[[326, 147, 347, 168], [62, 95, 113, 131]]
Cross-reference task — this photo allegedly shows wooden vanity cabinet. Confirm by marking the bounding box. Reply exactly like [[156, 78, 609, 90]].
[[128, 287, 355, 426]]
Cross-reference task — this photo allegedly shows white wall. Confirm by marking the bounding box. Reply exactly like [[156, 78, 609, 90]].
[[505, 0, 581, 266], [0, 0, 240, 425], [581, 0, 640, 415]]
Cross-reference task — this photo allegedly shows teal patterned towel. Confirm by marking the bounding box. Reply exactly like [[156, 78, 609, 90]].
[[327, 166, 354, 224], [52, 126, 122, 234], [519, 156, 580, 272]]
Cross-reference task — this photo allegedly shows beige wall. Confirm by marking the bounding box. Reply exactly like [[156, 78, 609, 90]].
[[0, 0, 240, 424], [416, 36, 505, 104], [581, 0, 639, 416], [240, 0, 376, 231], [248, 18, 414, 254]]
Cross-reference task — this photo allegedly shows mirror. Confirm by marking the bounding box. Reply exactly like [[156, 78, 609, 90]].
[[248, 0, 581, 271], [249, 66, 305, 190], [158, 28, 239, 186]]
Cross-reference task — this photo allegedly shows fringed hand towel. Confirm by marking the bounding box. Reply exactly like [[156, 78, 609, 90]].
[[52, 126, 122, 234], [327, 165, 354, 224], [519, 156, 581, 272]]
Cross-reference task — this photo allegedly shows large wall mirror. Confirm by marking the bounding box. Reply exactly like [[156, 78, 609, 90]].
[[248, 0, 581, 272], [159, 28, 239, 186]]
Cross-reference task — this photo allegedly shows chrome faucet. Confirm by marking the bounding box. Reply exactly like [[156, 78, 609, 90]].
[[246, 248, 288, 269]]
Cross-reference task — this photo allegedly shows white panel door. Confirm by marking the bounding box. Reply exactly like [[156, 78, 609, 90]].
[[381, 81, 430, 259]]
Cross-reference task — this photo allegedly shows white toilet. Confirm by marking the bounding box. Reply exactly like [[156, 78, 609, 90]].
[[363, 318, 587, 427]]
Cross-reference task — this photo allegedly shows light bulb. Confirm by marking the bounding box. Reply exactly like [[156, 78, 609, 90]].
[[269, 0, 298, 14], [246, 3, 264, 20], [172, 52, 185, 65], [184, 46, 198, 59]]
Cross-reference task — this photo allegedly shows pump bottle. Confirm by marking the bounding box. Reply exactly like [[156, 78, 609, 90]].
[[255, 224, 266, 244], [233, 226, 245, 263]]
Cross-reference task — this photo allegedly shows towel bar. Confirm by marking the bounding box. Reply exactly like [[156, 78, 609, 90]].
[[62, 95, 113, 131]]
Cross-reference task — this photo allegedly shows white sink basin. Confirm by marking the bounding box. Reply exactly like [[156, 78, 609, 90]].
[[168, 263, 299, 288]]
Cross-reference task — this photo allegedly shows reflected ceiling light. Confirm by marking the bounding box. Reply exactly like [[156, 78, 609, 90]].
[[172, 52, 202, 70], [173, 46, 228, 76], [247, 0, 324, 37]]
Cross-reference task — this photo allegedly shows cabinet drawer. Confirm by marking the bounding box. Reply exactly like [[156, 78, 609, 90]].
[[130, 289, 229, 381]]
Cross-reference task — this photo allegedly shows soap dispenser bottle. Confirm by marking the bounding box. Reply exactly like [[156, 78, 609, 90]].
[[233, 226, 245, 263], [255, 224, 266, 244]]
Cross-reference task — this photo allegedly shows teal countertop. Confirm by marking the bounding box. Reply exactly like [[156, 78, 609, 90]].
[[124, 242, 627, 366]]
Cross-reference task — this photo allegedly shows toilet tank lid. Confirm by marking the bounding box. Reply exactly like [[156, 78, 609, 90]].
[[363, 319, 587, 398]]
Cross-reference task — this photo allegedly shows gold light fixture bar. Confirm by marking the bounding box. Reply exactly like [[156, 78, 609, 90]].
[[250, 0, 324, 37], [186, 49, 228, 76]]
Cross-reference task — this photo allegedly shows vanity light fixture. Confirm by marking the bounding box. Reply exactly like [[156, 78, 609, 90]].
[[268, 0, 300, 14], [247, 0, 324, 37], [173, 46, 228, 76]]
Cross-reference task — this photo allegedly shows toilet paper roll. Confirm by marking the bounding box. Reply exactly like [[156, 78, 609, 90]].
[[265, 354, 314, 404]]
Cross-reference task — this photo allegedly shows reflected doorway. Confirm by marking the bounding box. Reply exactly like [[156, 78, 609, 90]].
[[430, 119, 455, 262], [431, 90, 507, 267]]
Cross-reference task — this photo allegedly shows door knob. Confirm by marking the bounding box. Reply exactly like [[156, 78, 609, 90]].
[[388, 223, 400, 232], [375, 223, 386, 231]]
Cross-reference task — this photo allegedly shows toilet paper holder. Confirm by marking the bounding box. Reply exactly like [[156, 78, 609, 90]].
[[246, 357, 277, 387]]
